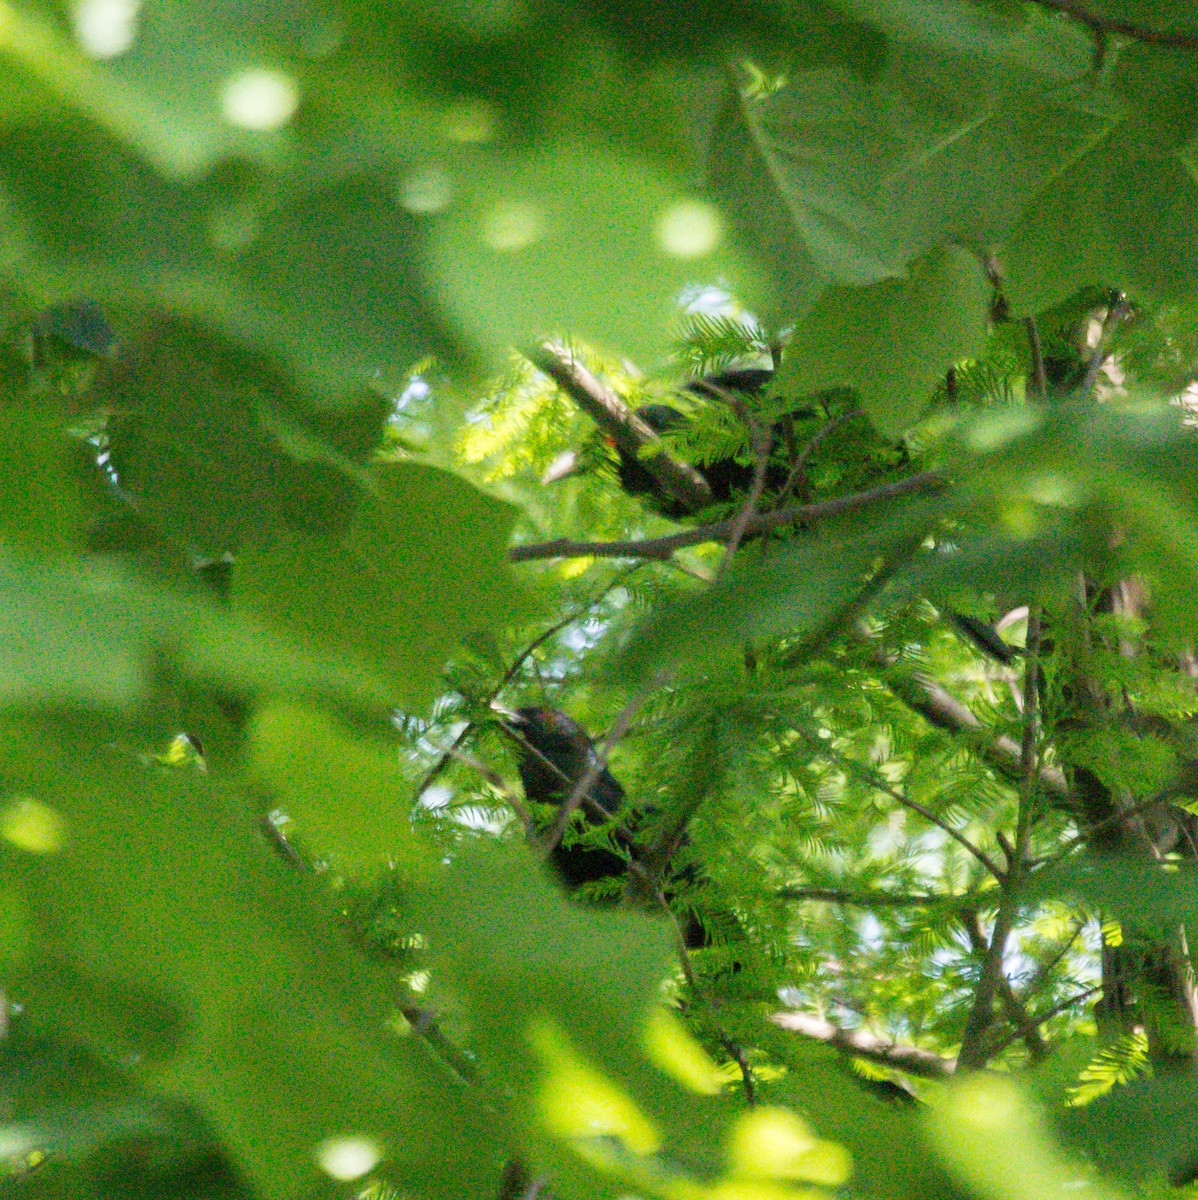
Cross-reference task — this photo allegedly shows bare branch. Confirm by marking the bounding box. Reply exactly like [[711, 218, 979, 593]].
[[777, 409, 864, 508], [1025, 316, 1047, 401], [777, 885, 985, 908], [530, 343, 713, 511], [719, 421, 774, 572], [867, 639, 1069, 801], [770, 1011, 956, 1078], [1033, 0, 1198, 49], [509, 472, 945, 562]]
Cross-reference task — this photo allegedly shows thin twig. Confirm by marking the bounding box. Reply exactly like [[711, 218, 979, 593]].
[[411, 567, 642, 804], [985, 985, 1103, 1058], [1033, 0, 1198, 49], [814, 741, 1007, 882], [1025, 316, 1048, 400], [1078, 295, 1133, 395], [776, 409, 864, 509], [509, 472, 945, 562], [776, 885, 985, 908], [718, 421, 774, 573], [627, 860, 756, 1106]]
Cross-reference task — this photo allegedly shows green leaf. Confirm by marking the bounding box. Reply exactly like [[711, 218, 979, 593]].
[[1024, 853, 1198, 936], [778, 245, 988, 434], [1004, 150, 1198, 312], [0, 713, 506, 1199], [0, 122, 455, 389], [716, 35, 1111, 291], [106, 316, 388, 554], [248, 703, 430, 874], [423, 142, 767, 367], [929, 1075, 1130, 1200], [234, 461, 529, 709], [0, 552, 396, 710]]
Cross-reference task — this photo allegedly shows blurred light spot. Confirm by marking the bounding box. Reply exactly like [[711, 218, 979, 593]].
[[657, 202, 721, 258], [529, 1018, 661, 1155], [73, 0, 141, 59], [483, 201, 543, 252], [951, 1075, 1020, 1128], [442, 97, 496, 143], [642, 1008, 724, 1094], [967, 408, 1041, 452], [0, 798, 64, 855], [222, 68, 299, 131], [398, 166, 453, 215], [316, 1137, 380, 1180], [208, 200, 261, 252], [727, 1106, 852, 1185], [1026, 472, 1079, 507]]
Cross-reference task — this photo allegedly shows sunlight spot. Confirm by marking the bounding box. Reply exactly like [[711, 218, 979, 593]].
[[222, 68, 300, 131], [482, 200, 543, 252], [0, 798, 65, 855], [73, 0, 141, 58], [1025, 472, 1079, 507], [442, 97, 496, 144], [398, 165, 454, 215], [656, 201, 721, 258], [316, 1137, 380, 1180], [952, 1076, 1020, 1128]]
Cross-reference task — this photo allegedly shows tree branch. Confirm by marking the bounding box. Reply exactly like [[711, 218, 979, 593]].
[[777, 885, 985, 908], [509, 472, 945, 562], [770, 1012, 956, 1078], [529, 343, 713, 511], [1033, 0, 1198, 49], [866, 641, 1069, 801]]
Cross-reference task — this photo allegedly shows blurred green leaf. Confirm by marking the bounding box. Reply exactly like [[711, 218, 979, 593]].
[[234, 461, 529, 709], [0, 552, 396, 709], [0, 713, 507, 1199], [248, 703, 429, 873], [425, 143, 766, 367], [619, 497, 940, 682], [778, 246, 989, 435]]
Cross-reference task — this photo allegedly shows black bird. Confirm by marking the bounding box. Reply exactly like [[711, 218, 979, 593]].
[[508, 705, 636, 891], [506, 706, 720, 950]]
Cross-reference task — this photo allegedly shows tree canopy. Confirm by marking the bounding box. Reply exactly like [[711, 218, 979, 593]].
[[7, 2, 1198, 1199]]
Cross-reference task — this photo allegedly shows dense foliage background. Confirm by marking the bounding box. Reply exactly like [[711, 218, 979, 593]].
[[11, 1, 1198, 1198]]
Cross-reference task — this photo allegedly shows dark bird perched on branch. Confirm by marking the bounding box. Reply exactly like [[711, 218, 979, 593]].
[[506, 706, 721, 951]]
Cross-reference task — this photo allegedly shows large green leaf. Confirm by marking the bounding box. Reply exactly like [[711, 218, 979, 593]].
[[424, 142, 767, 366], [105, 316, 389, 554], [0, 714, 507, 1200], [0, 121, 456, 389], [1004, 149, 1198, 313], [0, 552, 396, 710], [234, 461, 529, 709], [777, 245, 989, 435], [712, 31, 1112, 292]]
